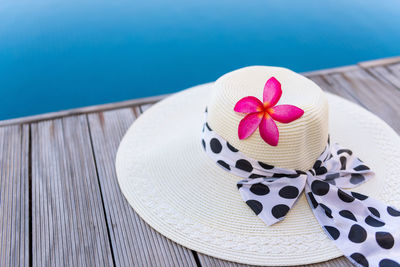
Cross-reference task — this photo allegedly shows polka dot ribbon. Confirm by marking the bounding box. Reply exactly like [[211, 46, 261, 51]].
[[201, 111, 400, 267]]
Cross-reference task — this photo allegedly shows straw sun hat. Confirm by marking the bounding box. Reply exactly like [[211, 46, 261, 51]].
[[116, 66, 400, 266]]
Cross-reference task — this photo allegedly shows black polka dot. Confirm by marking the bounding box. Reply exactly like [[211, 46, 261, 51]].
[[279, 186, 299, 199], [354, 165, 370, 171], [351, 191, 368, 201], [376, 231, 394, 249], [258, 161, 274, 169], [368, 207, 380, 218], [324, 226, 340, 240], [311, 180, 330, 196], [320, 203, 333, 218], [205, 122, 212, 131], [313, 161, 328, 175], [307, 192, 318, 209], [350, 173, 365, 185], [201, 139, 206, 150], [210, 138, 222, 153], [202, 124, 205, 132], [348, 224, 367, 243], [338, 149, 353, 155], [217, 160, 230, 171], [313, 160, 322, 169], [315, 166, 328, 175], [272, 173, 286, 178], [339, 210, 357, 221], [296, 170, 307, 175], [236, 184, 243, 189], [250, 183, 270, 195], [226, 142, 239, 152], [350, 253, 369, 267], [365, 216, 385, 227], [340, 156, 347, 170], [272, 173, 300, 178], [271, 204, 290, 219], [246, 200, 263, 215], [379, 259, 400, 267], [235, 159, 253, 172], [387, 206, 400, 217], [248, 174, 266, 178], [338, 189, 355, 203]]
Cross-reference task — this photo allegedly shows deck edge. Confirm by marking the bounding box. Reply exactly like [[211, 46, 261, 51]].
[[0, 94, 169, 127], [358, 56, 400, 68], [301, 64, 359, 76]]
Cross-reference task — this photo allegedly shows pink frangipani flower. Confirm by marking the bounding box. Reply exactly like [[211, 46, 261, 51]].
[[234, 77, 304, 146]]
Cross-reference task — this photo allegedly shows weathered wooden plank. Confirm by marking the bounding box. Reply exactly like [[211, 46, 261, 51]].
[[31, 116, 114, 266], [87, 108, 197, 267], [0, 125, 29, 267], [321, 68, 400, 133], [388, 62, 400, 77], [306, 74, 362, 106], [361, 65, 400, 89], [385, 63, 400, 87]]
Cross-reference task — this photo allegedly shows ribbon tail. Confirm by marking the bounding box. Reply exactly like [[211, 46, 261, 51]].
[[238, 176, 307, 226], [305, 179, 400, 267]]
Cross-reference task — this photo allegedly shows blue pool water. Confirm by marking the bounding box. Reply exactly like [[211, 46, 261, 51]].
[[1, 0, 399, 120]]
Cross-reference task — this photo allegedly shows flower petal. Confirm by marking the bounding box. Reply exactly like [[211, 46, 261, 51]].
[[234, 96, 263, 113], [259, 114, 279, 146], [269, 105, 304, 123], [263, 77, 282, 107], [238, 112, 263, 140]]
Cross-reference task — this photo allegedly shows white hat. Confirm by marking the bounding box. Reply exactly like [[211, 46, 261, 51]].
[[116, 66, 400, 266]]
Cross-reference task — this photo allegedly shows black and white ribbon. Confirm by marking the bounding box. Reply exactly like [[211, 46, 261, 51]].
[[201, 112, 400, 267]]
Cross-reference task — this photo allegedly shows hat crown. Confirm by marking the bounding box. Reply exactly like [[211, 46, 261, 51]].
[[207, 66, 329, 171]]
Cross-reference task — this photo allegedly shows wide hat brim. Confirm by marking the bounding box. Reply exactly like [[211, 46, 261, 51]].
[[116, 83, 400, 266]]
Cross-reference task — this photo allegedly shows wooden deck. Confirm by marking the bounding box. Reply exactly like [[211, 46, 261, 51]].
[[1, 56, 400, 267]]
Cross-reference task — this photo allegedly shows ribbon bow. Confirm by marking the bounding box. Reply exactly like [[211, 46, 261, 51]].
[[202, 113, 400, 267]]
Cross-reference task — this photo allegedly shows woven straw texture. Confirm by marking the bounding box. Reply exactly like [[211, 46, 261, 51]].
[[208, 66, 329, 171], [116, 83, 400, 266]]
